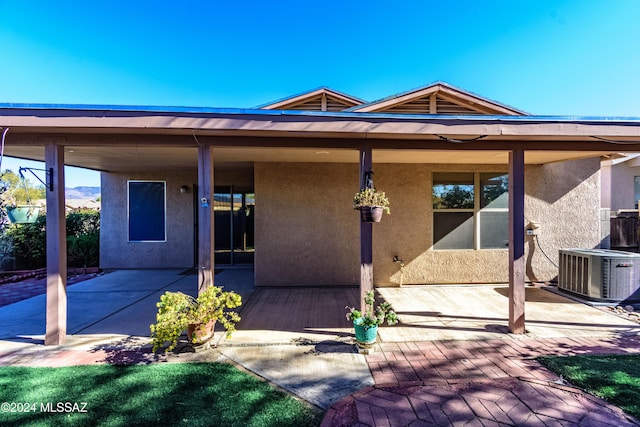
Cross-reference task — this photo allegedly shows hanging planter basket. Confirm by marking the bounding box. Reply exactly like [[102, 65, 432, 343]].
[[6, 206, 40, 224], [353, 187, 390, 223], [359, 206, 384, 223]]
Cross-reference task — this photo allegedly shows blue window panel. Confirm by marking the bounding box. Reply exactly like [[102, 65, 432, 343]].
[[128, 181, 166, 242]]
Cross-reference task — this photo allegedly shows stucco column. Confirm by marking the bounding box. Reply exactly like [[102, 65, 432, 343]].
[[45, 143, 67, 345], [508, 147, 526, 334], [197, 145, 215, 293], [359, 146, 373, 310]]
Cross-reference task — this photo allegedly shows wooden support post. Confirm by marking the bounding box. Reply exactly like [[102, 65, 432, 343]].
[[360, 146, 373, 310], [197, 145, 215, 294], [508, 147, 526, 334], [45, 143, 67, 345]]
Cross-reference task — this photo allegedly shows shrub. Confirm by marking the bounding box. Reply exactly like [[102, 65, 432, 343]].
[[6, 216, 46, 269], [67, 233, 99, 268], [2, 210, 100, 270], [66, 210, 100, 267]]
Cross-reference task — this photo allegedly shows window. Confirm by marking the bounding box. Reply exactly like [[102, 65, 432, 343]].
[[634, 177, 640, 208], [432, 172, 508, 250], [128, 181, 166, 242]]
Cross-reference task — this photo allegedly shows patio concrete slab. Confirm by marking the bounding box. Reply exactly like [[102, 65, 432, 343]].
[[220, 341, 373, 410], [0, 269, 194, 340], [219, 286, 358, 346], [214, 283, 640, 346], [376, 284, 640, 342]]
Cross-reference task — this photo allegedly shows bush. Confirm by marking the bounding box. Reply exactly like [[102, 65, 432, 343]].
[[66, 210, 100, 237], [67, 232, 99, 268], [6, 215, 46, 269], [2, 210, 100, 270], [66, 210, 100, 268]]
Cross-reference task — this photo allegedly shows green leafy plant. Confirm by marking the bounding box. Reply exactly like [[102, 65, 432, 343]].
[[345, 290, 398, 329], [150, 285, 242, 352], [66, 210, 100, 267], [2, 210, 101, 269], [5, 215, 46, 269], [353, 188, 390, 214]]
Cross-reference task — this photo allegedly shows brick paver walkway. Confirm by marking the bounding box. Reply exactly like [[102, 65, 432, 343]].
[[322, 336, 640, 426], [0, 268, 101, 308]]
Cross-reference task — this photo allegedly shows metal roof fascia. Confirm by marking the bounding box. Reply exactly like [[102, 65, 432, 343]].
[[1, 102, 640, 125]]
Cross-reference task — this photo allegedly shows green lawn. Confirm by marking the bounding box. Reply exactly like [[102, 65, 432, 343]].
[[538, 354, 640, 420], [0, 363, 322, 426]]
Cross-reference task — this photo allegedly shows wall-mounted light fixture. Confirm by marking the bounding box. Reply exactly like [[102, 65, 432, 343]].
[[180, 185, 189, 194]]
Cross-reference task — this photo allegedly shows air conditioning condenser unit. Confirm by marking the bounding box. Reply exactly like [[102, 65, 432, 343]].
[[558, 248, 640, 302]]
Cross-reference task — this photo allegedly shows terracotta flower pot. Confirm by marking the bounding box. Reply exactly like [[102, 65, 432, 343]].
[[187, 320, 216, 345]]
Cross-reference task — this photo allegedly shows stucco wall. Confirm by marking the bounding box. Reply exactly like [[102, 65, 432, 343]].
[[100, 171, 196, 269], [255, 158, 602, 286], [524, 157, 602, 281], [373, 163, 510, 285], [100, 157, 601, 282], [254, 162, 360, 286], [603, 161, 640, 212]]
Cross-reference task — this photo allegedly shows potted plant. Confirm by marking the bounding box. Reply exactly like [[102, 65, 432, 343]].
[[0, 174, 41, 224], [353, 188, 390, 222], [150, 285, 242, 352], [5, 205, 40, 224], [345, 290, 398, 346]]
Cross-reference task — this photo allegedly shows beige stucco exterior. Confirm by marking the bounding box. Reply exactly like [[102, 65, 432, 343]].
[[523, 157, 602, 281], [254, 162, 360, 286], [100, 171, 196, 269], [601, 156, 640, 212], [99, 156, 601, 285], [253, 157, 602, 286]]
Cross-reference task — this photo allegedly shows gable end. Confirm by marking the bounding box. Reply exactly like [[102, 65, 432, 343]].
[[349, 82, 527, 115], [258, 88, 364, 111]]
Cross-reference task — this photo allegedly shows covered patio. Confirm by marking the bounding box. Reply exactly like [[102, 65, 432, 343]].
[[0, 269, 638, 347], [224, 278, 640, 347], [2, 89, 640, 345]]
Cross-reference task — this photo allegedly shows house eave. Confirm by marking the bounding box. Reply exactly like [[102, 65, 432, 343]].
[[2, 105, 640, 142]]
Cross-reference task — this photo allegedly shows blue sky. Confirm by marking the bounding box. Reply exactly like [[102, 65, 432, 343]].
[[1, 0, 639, 187]]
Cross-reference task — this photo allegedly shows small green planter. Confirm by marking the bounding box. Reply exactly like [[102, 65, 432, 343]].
[[6, 206, 40, 224], [353, 319, 378, 345]]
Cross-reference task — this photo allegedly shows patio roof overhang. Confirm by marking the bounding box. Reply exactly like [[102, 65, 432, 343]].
[[1, 104, 640, 172], [5, 102, 637, 344]]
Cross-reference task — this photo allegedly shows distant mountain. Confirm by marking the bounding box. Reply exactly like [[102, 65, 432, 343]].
[[65, 186, 100, 200]]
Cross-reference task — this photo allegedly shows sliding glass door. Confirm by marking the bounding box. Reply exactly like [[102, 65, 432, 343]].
[[213, 186, 254, 265]]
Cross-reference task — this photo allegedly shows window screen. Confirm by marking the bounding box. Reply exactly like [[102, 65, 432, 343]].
[[432, 172, 508, 250], [128, 181, 166, 241]]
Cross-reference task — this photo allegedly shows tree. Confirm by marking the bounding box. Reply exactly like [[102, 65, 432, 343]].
[[433, 184, 474, 209], [0, 169, 46, 206]]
